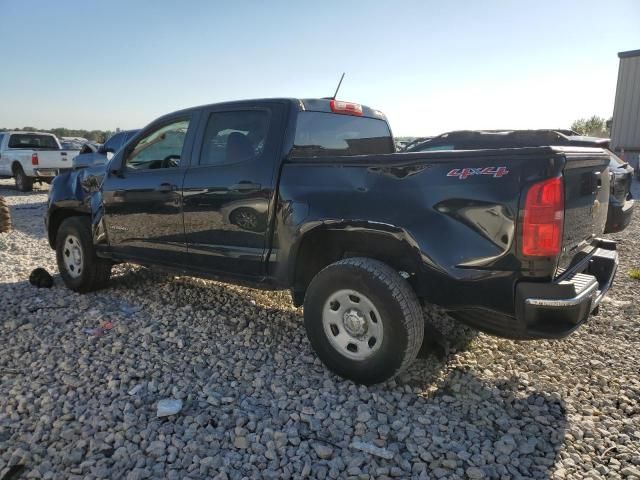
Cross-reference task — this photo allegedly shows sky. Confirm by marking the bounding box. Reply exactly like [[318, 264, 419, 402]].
[[0, 0, 638, 136]]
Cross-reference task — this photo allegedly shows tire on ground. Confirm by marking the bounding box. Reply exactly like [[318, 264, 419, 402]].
[[0, 197, 11, 233], [56, 216, 112, 292], [303, 257, 424, 385], [13, 164, 33, 192]]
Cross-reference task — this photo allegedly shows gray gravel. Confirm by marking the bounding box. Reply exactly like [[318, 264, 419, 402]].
[[1, 178, 639, 480]]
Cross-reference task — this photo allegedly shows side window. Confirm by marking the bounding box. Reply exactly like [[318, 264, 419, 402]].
[[199, 110, 269, 165], [126, 119, 190, 170], [0, 134, 4, 148]]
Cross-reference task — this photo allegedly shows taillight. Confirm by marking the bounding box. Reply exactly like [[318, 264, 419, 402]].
[[329, 100, 363, 116], [522, 177, 564, 257], [31, 153, 39, 165]]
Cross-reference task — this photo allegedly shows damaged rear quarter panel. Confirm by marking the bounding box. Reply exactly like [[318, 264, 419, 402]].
[[274, 152, 531, 312]]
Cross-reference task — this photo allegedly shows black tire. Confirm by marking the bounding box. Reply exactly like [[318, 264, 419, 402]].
[[56, 216, 112, 292], [0, 196, 11, 233], [303, 257, 424, 385], [13, 165, 33, 192]]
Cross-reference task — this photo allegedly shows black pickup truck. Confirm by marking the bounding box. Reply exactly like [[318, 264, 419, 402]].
[[46, 98, 618, 384]]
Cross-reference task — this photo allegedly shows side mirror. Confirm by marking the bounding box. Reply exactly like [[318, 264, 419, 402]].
[[99, 146, 115, 154], [108, 154, 125, 177]]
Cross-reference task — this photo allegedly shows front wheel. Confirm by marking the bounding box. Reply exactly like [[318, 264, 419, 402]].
[[304, 257, 424, 385], [56, 216, 112, 292]]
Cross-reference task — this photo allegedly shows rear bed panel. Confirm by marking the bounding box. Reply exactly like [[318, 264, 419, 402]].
[[276, 146, 611, 318]]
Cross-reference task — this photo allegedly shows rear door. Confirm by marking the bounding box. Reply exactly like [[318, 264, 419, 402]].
[[101, 115, 196, 265], [182, 102, 286, 276]]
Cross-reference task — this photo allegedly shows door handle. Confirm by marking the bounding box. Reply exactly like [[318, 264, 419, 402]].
[[157, 183, 177, 192], [230, 181, 261, 192]]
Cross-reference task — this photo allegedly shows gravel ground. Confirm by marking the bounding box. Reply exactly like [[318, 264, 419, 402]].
[[1, 178, 639, 480]]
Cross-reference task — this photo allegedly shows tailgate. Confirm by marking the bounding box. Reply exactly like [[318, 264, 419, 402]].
[[557, 150, 610, 271], [35, 150, 73, 172]]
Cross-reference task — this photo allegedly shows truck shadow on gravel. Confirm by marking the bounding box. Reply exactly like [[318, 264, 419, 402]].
[[102, 266, 569, 478], [402, 367, 567, 479]]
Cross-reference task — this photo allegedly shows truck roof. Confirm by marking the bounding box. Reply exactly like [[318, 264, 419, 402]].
[[158, 98, 388, 122], [3, 131, 57, 136]]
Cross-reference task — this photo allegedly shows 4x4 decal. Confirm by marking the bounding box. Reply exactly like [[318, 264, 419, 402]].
[[447, 166, 509, 180]]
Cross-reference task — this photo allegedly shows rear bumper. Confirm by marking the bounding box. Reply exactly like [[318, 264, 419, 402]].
[[451, 239, 618, 340], [605, 198, 634, 234], [34, 168, 72, 178], [514, 239, 618, 338]]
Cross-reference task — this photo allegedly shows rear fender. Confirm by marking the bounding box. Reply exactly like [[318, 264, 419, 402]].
[[281, 219, 439, 305]]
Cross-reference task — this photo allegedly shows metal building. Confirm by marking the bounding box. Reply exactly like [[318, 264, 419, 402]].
[[611, 49, 640, 174]]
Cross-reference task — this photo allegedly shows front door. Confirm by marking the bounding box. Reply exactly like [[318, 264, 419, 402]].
[[101, 117, 194, 265], [182, 103, 285, 276]]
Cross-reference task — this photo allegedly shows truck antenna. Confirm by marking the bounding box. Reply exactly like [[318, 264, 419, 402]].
[[332, 73, 345, 99]]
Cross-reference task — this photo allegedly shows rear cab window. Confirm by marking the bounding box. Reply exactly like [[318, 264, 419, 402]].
[[8, 134, 59, 150], [291, 111, 394, 157]]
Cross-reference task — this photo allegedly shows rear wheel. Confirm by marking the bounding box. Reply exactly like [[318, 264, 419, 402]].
[[304, 257, 424, 385], [0, 196, 11, 233], [56, 216, 112, 292], [14, 165, 33, 192]]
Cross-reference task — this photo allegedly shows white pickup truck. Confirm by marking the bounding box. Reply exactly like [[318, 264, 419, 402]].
[[0, 131, 76, 191]]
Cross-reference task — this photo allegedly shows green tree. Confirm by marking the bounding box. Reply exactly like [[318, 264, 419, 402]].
[[570, 115, 609, 137]]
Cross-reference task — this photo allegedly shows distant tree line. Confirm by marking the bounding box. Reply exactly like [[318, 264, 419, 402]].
[[0, 127, 119, 143], [570, 116, 611, 138]]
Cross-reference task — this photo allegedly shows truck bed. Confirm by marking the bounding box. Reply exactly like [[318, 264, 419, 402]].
[[276, 145, 611, 336]]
